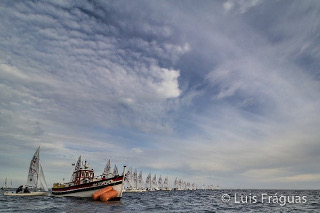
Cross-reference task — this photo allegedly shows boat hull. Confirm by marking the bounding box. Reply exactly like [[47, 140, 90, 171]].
[[3, 191, 49, 196], [52, 176, 124, 199]]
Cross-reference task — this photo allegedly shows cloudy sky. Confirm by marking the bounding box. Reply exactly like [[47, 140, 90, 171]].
[[1, 0, 320, 189]]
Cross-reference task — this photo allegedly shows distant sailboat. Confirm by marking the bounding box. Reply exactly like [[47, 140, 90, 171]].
[[158, 175, 163, 190], [3, 147, 49, 196], [178, 179, 182, 190], [113, 164, 119, 176], [124, 168, 145, 192], [133, 169, 137, 189], [102, 159, 112, 178], [145, 173, 151, 191], [138, 171, 144, 190], [124, 167, 133, 190], [163, 176, 170, 191], [152, 174, 159, 190], [1, 177, 8, 190], [187, 182, 191, 190]]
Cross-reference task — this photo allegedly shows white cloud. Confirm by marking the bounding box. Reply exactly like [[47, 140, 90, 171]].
[[154, 67, 181, 99], [223, 0, 264, 13], [223, 1, 234, 11], [1, 0, 320, 189]]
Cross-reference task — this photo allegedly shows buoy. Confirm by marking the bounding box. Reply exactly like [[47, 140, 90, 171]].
[[99, 190, 118, 201], [92, 186, 113, 200]]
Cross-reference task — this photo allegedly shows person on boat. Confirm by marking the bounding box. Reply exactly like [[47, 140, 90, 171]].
[[16, 185, 23, 193], [24, 187, 31, 193]]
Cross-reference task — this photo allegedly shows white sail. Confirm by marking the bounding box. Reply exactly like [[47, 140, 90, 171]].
[[152, 174, 157, 189], [133, 169, 137, 189], [158, 175, 163, 189], [138, 171, 143, 189], [174, 177, 177, 189], [145, 173, 151, 189], [38, 164, 48, 191], [164, 176, 169, 189], [26, 147, 40, 188], [113, 164, 118, 176], [25, 147, 48, 191], [125, 167, 132, 188], [102, 159, 112, 178], [187, 182, 190, 190], [2, 177, 8, 189]]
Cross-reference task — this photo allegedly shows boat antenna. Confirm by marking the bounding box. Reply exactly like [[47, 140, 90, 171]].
[[83, 160, 89, 169]]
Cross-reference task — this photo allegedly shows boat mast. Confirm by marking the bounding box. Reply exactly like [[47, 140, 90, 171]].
[[36, 146, 40, 188], [4, 177, 7, 189], [135, 169, 137, 189]]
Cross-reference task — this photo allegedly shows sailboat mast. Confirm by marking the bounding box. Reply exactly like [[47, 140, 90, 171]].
[[36, 146, 40, 188], [136, 171, 137, 189]]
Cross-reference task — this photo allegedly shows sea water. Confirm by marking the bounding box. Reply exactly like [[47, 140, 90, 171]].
[[0, 189, 319, 212]]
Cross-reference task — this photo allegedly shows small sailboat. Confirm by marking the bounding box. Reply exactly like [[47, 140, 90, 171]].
[[1, 177, 8, 190], [3, 146, 49, 196], [123, 166, 133, 192], [113, 164, 119, 176], [102, 159, 112, 179], [152, 174, 159, 191], [52, 156, 126, 200], [145, 173, 151, 191], [124, 168, 145, 192], [137, 171, 146, 191], [133, 169, 137, 189], [163, 176, 170, 191], [173, 177, 178, 190], [158, 175, 163, 190]]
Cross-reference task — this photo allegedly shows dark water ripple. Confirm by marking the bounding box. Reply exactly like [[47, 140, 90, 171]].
[[0, 189, 319, 212]]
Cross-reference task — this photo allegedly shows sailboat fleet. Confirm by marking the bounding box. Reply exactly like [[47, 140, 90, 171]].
[[2, 147, 219, 198], [122, 166, 200, 192], [172, 177, 198, 191]]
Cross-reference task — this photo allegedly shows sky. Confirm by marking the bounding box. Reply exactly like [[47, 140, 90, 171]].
[[1, 0, 320, 189]]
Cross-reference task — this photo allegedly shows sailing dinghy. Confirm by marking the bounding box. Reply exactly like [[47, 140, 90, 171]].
[[3, 146, 49, 196], [1, 177, 8, 190]]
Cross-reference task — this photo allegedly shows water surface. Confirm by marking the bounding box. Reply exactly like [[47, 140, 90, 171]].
[[1, 189, 319, 212]]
